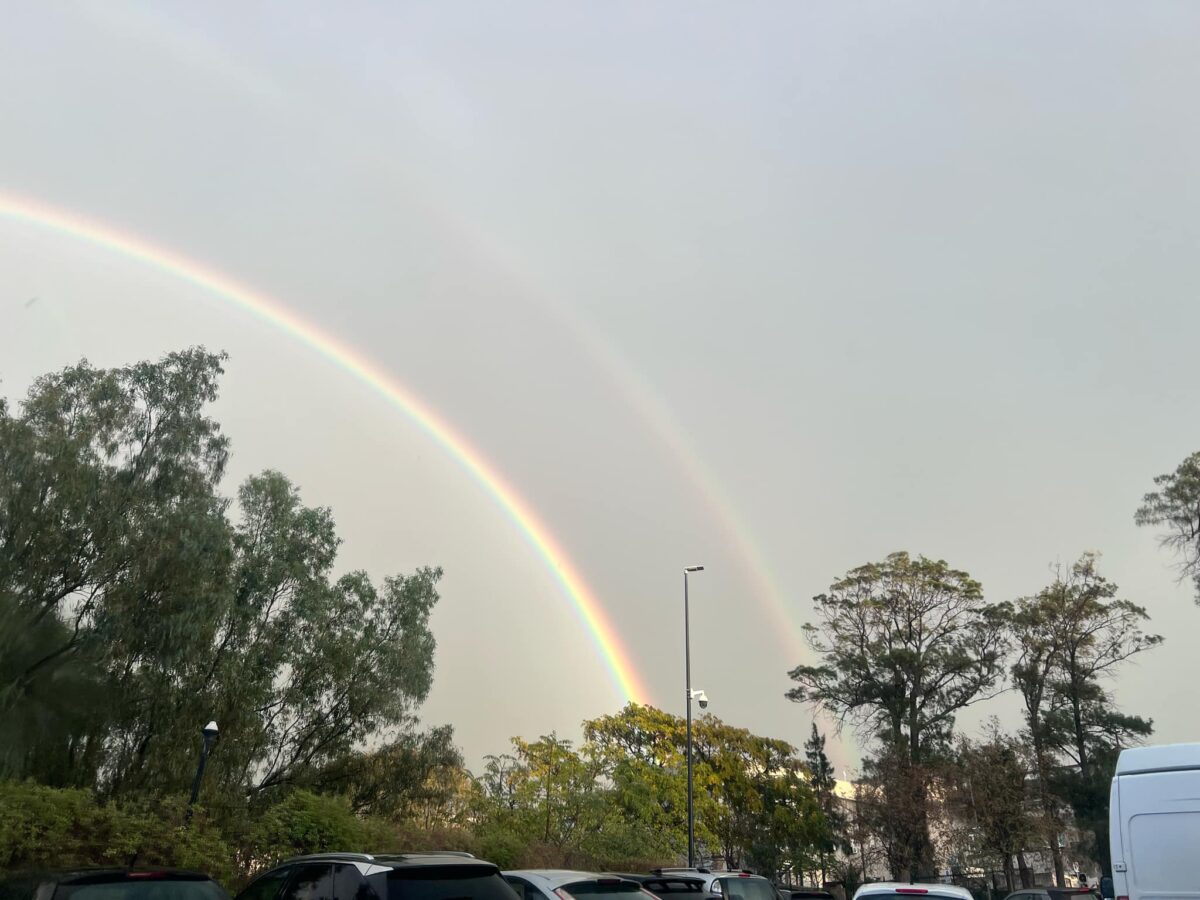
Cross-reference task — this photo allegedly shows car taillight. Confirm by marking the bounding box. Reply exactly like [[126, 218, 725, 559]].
[[555, 890, 575, 900]]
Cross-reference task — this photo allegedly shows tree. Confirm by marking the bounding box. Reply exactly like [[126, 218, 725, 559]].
[[804, 724, 848, 882], [581, 704, 822, 875], [945, 724, 1036, 891], [0, 350, 234, 792], [787, 552, 1010, 879], [1135, 452, 1200, 602], [0, 351, 444, 803], [1008, 593, 1070, 885], [1036, 556, 1160, 871]]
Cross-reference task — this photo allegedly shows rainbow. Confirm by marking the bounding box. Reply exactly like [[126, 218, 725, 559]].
[[0, 190, 649, 704]]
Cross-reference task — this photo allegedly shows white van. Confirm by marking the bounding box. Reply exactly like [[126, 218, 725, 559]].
[[1110, 743, 1200, 900]]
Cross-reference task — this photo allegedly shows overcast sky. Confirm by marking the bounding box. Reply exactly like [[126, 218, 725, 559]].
[[3, 1, 1200, 774]]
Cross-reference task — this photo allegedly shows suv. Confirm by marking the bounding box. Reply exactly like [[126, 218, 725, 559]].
[[0, 869, 230, 900], [235, 854, 513, 900], [652, 871, 776, 900]]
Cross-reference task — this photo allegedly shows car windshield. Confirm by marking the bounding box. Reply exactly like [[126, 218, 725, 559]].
[[386, 869, 515, 900], [643, 883, 703, 896], [718, 881, 776, 900], [57, 880, 229, 900]]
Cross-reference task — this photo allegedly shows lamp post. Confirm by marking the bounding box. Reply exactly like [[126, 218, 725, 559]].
[[186, 721, 219, 821], [684, 565, 704, 867]]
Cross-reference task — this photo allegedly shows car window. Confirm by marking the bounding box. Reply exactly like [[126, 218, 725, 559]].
[[716, 881, 776, 900], [643, 882, 703, 896], [561, 884, 644, 898], [387, 868, 515, 900], [335, 868, 378, 900], [0, 877, 46, 900], [282, 867, 335, 900], [239, 872, 292, 900], [503, 880, 536, 900]]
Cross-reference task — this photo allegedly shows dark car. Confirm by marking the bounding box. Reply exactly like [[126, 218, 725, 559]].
[[0, 869, 230, 900], [235, 853, 514, 900]]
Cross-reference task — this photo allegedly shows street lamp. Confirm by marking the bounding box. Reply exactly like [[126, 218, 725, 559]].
[[683, 565, 705, 867], [186, 721, 219, 820]]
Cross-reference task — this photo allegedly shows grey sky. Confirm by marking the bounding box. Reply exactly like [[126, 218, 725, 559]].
[[3, 1, 1200, 774]]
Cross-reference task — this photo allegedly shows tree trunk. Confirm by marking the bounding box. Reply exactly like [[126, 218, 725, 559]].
[[1051, 834, 1066, 888], [1017, 851, 1032, 889], [1002, 854, 1015, 891]]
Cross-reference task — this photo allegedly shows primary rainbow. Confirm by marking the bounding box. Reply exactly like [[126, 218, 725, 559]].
[[0, 190, 649, 705]]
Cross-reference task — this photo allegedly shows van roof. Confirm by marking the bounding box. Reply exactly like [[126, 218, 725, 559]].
[[1116, 743, 1200, 775]]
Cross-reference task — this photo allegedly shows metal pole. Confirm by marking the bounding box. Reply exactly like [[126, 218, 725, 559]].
[[185, 742, 209, 822], [685, 569, 694, 868]]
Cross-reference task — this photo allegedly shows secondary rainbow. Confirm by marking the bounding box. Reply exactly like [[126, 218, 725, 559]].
[[0, 190, 648, 705]]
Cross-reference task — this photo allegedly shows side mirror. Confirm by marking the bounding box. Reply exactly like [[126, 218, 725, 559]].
[[1100, 878, 1114, 900]]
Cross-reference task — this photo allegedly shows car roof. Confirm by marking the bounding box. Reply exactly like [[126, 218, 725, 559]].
[[505, 872, 635, 889], [1116, 742, 1200, 775], [9, 870, 215, 884], [282, 853, 491, 871], [276, 854, 492, 878], [854, 884, 974, 900]]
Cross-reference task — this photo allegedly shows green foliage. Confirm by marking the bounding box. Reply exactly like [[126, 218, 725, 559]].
[[247, 790, 388, 868], [1135, 451, 1200, 601], [0, 350, 444, 803], [804, 724, 848, 878], [944, 725, 1036, 883], [467, 705, 826, 876], [0, 780, 233, 883]]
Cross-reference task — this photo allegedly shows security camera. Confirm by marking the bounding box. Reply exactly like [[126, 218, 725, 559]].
[[694, 690, 709, 710]]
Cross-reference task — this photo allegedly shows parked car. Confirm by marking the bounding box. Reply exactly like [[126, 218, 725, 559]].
[[777, 888, 833, 900], [0, 869, 230, 900], [652, 870, 776, 900], [851, 884, 973, 900], [235, 853, 513, 900], [1003, 889, 1097, 900], [602, 876, 705, 900], [503, 872, 650, 900]]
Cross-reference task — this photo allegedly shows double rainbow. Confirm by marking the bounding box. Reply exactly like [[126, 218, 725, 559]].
[[0, 191, 649, 704]]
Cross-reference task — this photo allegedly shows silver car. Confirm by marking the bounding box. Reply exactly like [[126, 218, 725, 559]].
[[504, 872, 651, 900]]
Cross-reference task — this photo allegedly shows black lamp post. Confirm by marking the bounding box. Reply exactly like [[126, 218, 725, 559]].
[[683, 565, 705, 867], [186, 720, 219, 820]]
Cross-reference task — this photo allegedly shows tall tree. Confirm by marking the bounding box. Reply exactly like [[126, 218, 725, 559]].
[[1037, 555, 1161, 870], [804, 723, 847, 882], [1135, 451, 1200, 601], [787, 552, 1010, 879], [1008, 594, 1069, 885]]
